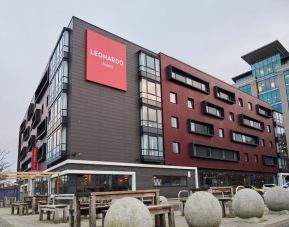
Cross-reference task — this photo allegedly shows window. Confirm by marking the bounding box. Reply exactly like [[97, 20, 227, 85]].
[[139, 52, 160, 78], [172, 142, 180, 154], [229, 112, 235, 121], [248, 102, 253, 110], [254, 155, 258, 163], [269, 141, 273, 148], [267, 125, 271, 133], [169, 65, 209, 94], [141, 134, 163, 160], [140, 106, 162, 129], [171, 116, 179, 128], [187, 98, 194, 109], [218, 128, 224, 138], [232, 131, 259, 146], [263, 156, 277, 166], [189, 119, 214, 137], [170, 92, 177, 104], [140, 78, 161, 106], [239, 114, 264, 131], [238, 98, 243, 107], [190, 143, 239, 162], [260, 139, 265, 147], [202, 101, 224, 119], [244, 153, 249, 162], [214, 86, 236, 104], [256, 104, 272, 118], [153, 176, 187, 187]]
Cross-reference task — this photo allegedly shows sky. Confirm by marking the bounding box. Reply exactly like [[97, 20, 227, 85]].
[[1, 0, 289, 170]]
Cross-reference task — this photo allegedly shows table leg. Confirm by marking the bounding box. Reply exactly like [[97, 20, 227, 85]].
[[54, 208, 60, 224], [11, 205, 14, 214], [39, 210, 43, 221], [47, 211, 51, 220], [168, 207, 175, 227], [222, 201, 225, 217], [32, 197, 36, 215], [19, 205, 23, 216], [63, 206, 68, 223]]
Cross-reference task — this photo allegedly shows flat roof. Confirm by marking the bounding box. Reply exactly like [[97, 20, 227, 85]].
[[232, 70, 252, 83], [241, 40, 289, 65]]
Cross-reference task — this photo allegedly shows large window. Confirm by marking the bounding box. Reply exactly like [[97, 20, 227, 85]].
[[202, 101, 224, 119], [47, 93, 67, 134], [190, 143, 239, 162], [232, 131, 259, 146], [257, 76, 279, 93], [169, 65, 209, 94], [49, 30, 70, 80], [239, 84, 252, 95], [141, 134, 163, 160], [214, 86, 236, 104], [47, 126, 67, 163], [256, 104, 272, 118], [140, 106, 162, 129], [239, 114, 264, 131], [48, 61, 68, 106], [139, 52, 160, 78], [252, 54, 281, 78], [153, 176, 187, 187], [140, 78, 161, 106], [189, 119, 214, 137], [263, 156, 277, 166]]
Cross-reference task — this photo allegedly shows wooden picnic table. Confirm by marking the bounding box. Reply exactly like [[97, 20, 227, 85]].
[[11, 202, 29, 215], [218, 198, 232, 217], [39, 204, 69, 224]]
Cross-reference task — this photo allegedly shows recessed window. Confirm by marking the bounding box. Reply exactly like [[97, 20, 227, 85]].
[[269, 141, 273, 148], [171, 116, 179, 128], [218, 128, 224, 138], [267, 125, 271, 133], [170, 92, 177, 104], [202, 101, 224, 119], [187, 98, 194, 109], [229, 112, 235, 121], [189, 119, 214, 137], [214, 86, 236, 104], [256, 104, 272, 118], [239, 114, 264, 131], [172, 142, 180, 154], [254, 155, 258, 163], [238, 98, 243, 107], [232, 131, 259, 146], [248, 102, 253, 110], [263, 156, 277, 166], [260, 139, 265, 147], [244, 153, 249, 162]]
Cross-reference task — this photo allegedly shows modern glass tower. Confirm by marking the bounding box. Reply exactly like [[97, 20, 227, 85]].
[[233, 40, 289, 184]]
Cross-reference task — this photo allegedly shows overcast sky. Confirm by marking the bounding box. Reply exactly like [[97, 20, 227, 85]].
[[1, 0, 289, 170]]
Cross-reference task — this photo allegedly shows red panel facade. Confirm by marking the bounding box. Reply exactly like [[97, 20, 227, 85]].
[[160, 53, 278, 173]]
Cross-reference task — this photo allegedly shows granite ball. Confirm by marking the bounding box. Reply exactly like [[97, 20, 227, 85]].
[[264, 186, 289, 211], [232, 188, 265, 218], [184, 191, 222, 227], [104, 197, 152, 227], [159, 196, 168, 204]]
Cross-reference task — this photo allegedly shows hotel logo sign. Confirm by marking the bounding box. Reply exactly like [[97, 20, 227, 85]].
[[86, 29, 127, 91]]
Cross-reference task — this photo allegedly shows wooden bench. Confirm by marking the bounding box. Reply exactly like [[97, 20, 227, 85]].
[[51, 194, 74, 205], [4, 197, 16, 207], [210, 186, 234, 198], [101, 204, 175, 227], [32, 195, 50, 214], [11, 202, 29, 215], [39, 204, 69, 224], [70, 189, 161, 227]]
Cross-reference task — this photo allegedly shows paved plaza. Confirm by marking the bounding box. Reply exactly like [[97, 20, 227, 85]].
[[1, 207, 289, 227]]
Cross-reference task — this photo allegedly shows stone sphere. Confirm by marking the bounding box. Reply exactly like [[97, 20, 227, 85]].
[[184, 191, 222, 227], [264, 187, 289, 211], [232, 188, 265, 218], [104, 197, 152, 227], [159, 196, 168, 204]]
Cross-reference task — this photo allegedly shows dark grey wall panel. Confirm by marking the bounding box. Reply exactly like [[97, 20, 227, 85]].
[[69, 17, 158, 163]]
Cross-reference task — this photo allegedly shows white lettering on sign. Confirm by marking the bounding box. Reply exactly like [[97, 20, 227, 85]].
[[90, 49, 124, 66]]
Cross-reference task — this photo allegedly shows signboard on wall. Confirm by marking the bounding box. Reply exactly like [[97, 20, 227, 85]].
[[31, 147, 38, 171], [86, 29, 127, 91]]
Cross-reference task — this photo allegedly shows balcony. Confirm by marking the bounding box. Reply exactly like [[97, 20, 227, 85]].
[[140, 149, 164, 164], [31, 109, 41, 129], [19, 147, 27, 161], [20, 120, 26, 133], [37, 143, 46, 162], [46, 143, 67, 167], [23, 127, 30, 141], [27, 103, 35, 121], [27, 135, 36, 151], [37, 118, 47, 140], [47, 110, 67, 135], [35, 70, 49, 104]]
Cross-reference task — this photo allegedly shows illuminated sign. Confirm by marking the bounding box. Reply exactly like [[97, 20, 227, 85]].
[[31, 147, 38, 171], [86, 29, 127, 91]]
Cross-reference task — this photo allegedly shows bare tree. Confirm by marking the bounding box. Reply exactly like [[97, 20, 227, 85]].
[[0, 149, 11, 172]]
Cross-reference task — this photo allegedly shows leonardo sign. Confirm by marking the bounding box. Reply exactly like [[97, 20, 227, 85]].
[[86, 29, 127, 91]]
